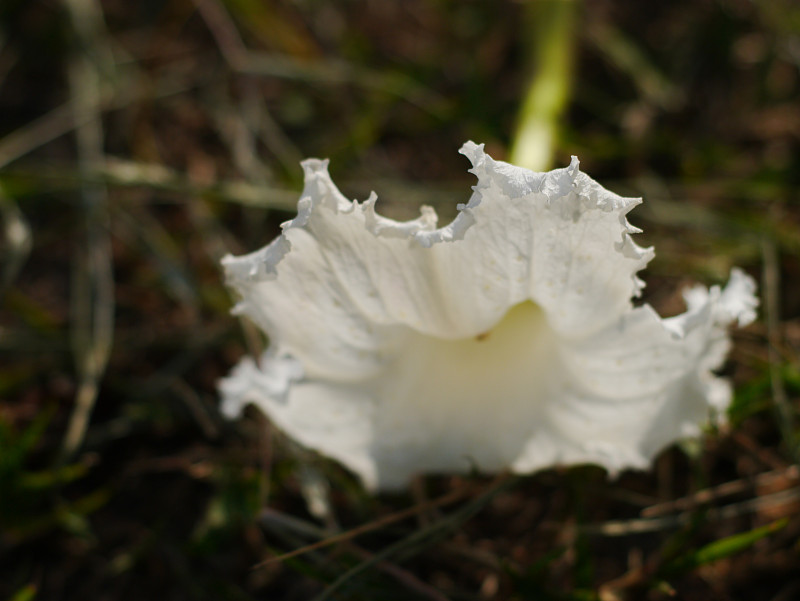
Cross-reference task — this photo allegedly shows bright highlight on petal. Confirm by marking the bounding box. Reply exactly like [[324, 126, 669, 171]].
[[220, 142, 758, 492]]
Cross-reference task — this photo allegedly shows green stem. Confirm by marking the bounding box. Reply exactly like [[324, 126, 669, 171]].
[[509, 0, 579, 171]]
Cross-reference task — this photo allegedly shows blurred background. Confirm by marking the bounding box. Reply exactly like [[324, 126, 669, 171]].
[[1, 0, 799, 599]]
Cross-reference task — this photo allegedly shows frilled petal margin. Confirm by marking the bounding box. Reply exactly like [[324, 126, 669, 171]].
[[219, 142, 758, 492]]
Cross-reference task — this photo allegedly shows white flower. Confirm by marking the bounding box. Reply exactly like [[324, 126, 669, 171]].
[[220, 142, 758, 492]]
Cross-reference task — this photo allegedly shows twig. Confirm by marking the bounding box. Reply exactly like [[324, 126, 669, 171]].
[[582, 486, 800, 536], [641, 465, 800, 517], [762, 231, 798, 462], [309, 474, 512, 601], [260, 508, 453, 601], [254, 483, 470, 568], [347, 545, 453, 601]]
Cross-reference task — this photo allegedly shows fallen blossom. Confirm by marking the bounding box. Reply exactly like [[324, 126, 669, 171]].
[[220, 142, 758, 491]]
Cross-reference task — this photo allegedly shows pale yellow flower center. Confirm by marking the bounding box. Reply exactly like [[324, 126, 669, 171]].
[[372, 301, 562, 472]]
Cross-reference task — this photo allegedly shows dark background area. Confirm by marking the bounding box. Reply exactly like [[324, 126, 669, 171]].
[[1, 0, 799, 599]]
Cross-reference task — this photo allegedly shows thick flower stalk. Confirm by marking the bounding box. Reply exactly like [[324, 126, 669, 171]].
[[220, 143, 758, 492]]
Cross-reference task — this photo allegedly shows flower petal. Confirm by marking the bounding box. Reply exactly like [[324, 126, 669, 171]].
[[451, 142, 654, 338], [220, 143, 757, 491], [223, 301, 563, 490], [514, 268, 757, 475]]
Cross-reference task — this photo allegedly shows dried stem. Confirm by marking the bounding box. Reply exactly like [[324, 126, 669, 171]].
[[641, 465, 800, 517], [762, 231, 798, 463], [61, 0, 114, 459]]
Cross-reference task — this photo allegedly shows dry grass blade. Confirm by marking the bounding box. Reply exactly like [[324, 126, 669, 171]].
[[254, 482, 470, 568], [191, 0, 445, 118], [263, 509, 455, 601], [762, 232, 798, 462], [3, 160, 299, 210], [61, 0, 114, 459], [583, 486, 800, 536], [114, 204, 198, 309], [169, 379, 220, 440], [347, 544, 453, 601], [0, 103, 76, 171], [0, 72, 200, 171], [586, 21, 682, 110], [309, 474, 513, 601], [0, 188, 32, 301], [0, 33, 18, 85], [191, 0, 248, 68], [642, 465, 800, 517]]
